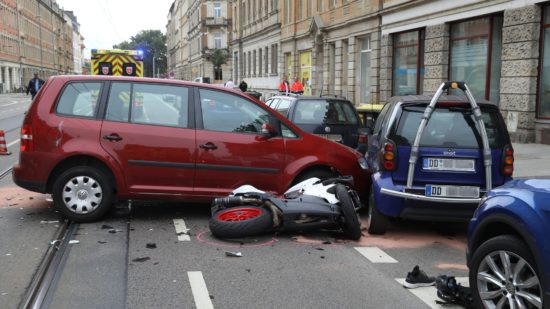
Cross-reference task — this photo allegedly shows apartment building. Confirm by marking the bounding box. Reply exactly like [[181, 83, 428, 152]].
[[231, 0, 281, 97], [167, 0, 232, 83], [380, 0, 550, 143], [64, 10, 84, 75], [0, 0, 77, 93], [279, 0, 381, 103]]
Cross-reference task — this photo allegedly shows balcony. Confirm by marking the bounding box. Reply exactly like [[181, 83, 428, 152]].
[[204, 17, 228, 27]]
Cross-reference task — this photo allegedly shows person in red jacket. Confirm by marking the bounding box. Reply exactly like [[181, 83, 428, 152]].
[[279, 75, 290, 95], [291, 76, 304, 95]]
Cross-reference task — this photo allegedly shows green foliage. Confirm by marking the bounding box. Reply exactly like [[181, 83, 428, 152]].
[[114, 30, 167, 77], [209, 49, 227, 69]]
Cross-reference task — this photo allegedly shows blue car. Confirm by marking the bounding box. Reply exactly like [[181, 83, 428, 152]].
[[467, 179, 550, 308], [365, 82, 512, 234]]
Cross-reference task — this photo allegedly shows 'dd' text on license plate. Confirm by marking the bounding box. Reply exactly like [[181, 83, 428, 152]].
[[425, 185, 479, 198], [422, 158, 475, 172]]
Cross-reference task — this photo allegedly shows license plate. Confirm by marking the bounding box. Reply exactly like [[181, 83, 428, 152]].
[[425, 185, 479, 198], [316, 134, 342, 143], [422, 158, 475, 172]]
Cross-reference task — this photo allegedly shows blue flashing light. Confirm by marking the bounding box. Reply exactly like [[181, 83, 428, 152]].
[[91, 48, 97, 54]]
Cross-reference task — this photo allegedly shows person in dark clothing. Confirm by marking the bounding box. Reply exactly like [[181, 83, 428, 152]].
[[239, 80, 248, 92], [26, 73, 45, 99]]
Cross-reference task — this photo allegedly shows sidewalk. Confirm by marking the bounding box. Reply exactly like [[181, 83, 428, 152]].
[[513, 143, 550, 179]]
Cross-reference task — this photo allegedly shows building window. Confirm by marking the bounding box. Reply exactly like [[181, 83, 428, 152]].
[[265, 46, 269, 73], [265, 0, 268, 16], [307, 0, 312, 17], [318, 0, 324, 12], [214, 33, 222, 49], [248, 51, 252, 76], [285, 0, 291, 24], [539, 7, 550, 118], [359, 37, 371, 103], [450, 16, 503, 102], [259, 48, 263, 75], [285, 52, 292, 78], [393, 30, 424, 96], [243, 52, 246, 78], [214, 3, 221, 17], [272, 44, 278, 74], [298, 1, 302, 20], [253, 50, 257, 75]]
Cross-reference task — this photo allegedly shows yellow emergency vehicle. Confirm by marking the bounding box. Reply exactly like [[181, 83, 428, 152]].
[[91, 49, 144, 77]]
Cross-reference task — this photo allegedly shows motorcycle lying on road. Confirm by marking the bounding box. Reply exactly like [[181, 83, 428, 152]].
[[209, 176, 362, 240]]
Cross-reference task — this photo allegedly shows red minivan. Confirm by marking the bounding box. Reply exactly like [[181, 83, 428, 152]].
[[13, 76, 369, 222]]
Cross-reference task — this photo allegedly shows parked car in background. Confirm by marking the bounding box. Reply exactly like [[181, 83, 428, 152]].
[[12, 75, 369, 222], [265, 95, 367, 153], [356, 103, 384, 127], [467, 179, 550, 309], [193, 77, 211, 84], [365, 93, 512, 234]]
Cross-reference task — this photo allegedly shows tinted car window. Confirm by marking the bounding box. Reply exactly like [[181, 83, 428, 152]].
[[293, 100, 359, 125], [105, 83, 131, 122], [130, 84, 189, 128], [56, 82, 102, 118], [390, 105, 506, 148], [373, 103, 391, 134], [200, 89, 269, 134]]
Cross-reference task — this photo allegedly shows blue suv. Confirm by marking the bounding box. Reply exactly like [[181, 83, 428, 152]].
[[366, 82, 513, 234], [467, 179, 550, 308]]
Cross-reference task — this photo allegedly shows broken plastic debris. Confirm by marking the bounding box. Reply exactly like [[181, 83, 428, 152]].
[[146, 243, 157, 249], [132, 257, 150, 263], [40, 220, 59, 224], [98, 241, 107, 244], [108, 229, 123, 234], [45, 198, 53, 202], [101, 224, 113, 229], [69, 240, 80, 245], [225, 251, 243, 257], [6, 253, 12, 256], [1, 293, 7, 296]]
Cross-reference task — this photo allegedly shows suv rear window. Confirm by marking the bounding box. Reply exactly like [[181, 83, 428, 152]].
[[56, 82, 102, 118], [390, 105, 507, 148], [293, 99, 359, 125]]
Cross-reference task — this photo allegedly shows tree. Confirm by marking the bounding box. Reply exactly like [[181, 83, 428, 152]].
[[114, 30, 166, 78], [208, 49, 227, 81]]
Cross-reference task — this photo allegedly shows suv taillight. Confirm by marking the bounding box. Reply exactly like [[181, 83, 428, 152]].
[[20, 124, 33, 152], [381, 140, 397, 171], [502, 144, 514, 176]]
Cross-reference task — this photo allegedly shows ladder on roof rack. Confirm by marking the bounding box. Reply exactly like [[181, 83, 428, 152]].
[[381, 81, 492, 203]]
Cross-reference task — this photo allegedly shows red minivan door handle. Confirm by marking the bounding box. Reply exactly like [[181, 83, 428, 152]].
[[199, 142, 218, 150], [103, 134, 123, 142]]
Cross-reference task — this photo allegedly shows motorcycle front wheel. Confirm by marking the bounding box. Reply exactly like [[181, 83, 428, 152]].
[[335, 185, 362, 240], [209, 206, 273, 239]]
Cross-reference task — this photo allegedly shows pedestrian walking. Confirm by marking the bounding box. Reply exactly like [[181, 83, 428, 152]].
[[291, 76, 304, 95], [239, 80, 248, 92], [26, 73, 45, 100], [279, 75, 290, 95]]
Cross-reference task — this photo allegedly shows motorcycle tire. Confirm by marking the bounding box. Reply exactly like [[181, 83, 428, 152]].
[[209, 206, 273, 239], [335, 185, 362, 240]]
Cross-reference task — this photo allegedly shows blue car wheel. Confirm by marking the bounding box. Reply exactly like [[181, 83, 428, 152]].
[[366, 186, 389, 235], [469, 235, 543, 309]]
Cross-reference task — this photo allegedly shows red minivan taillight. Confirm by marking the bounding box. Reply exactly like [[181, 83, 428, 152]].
[[381, 140, 397, 171], [20, 124, 33, 152], [502, 144, 514, 176]]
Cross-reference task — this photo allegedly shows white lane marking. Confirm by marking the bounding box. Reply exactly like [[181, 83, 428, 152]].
[[7, 139, 20, 148], [188, 271, 214, 309], [173, 219, 191, 241], [354, 247, 398, 263], [396, 277, 469, 309], [3, 102, 18, 107]]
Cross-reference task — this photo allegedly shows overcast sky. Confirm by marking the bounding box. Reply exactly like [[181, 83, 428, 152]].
[[56, 0, 175, 58]]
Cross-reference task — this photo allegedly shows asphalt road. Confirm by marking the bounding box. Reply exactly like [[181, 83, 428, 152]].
[[0, 93, 470, 309]]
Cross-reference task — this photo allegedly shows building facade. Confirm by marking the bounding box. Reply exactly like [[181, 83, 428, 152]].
[[380, 0, 550, 143], [167, 0, 232, 83], [0, 0, 77, 93], [63, 10, 84, 75], [231, 0, 281, 96]]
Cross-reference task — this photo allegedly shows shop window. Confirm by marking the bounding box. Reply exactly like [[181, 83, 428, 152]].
[[393, 30, 424, 96], [450, 16, 503, 103], [538, 6, 550, 118]]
